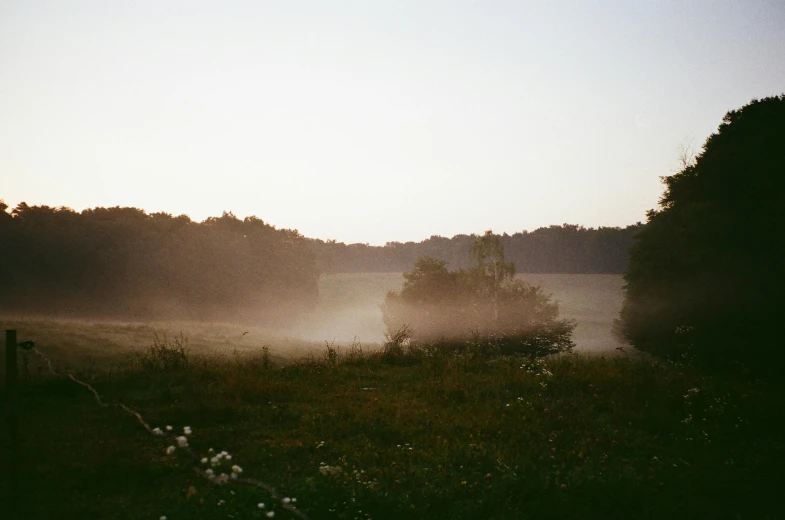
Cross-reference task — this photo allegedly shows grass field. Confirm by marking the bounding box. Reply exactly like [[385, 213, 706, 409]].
[[4, 274, 780, 519], [0, 342, 781, 519]]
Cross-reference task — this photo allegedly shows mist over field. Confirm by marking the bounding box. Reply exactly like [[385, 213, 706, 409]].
[[289, 273, 627, 352], [1, 273, 627, 370]]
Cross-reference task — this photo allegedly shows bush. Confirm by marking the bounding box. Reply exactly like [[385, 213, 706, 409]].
[[382, 232, 575, 357], [139, 333, 189, 371]]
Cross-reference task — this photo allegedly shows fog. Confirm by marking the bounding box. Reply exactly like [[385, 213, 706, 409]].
[[288, 273, 629, 353], [1, 273, 628, 371]]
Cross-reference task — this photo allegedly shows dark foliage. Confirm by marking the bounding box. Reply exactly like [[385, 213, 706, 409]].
[[619, 95, 785, 368], [0, 203, 319, 323], [382, 232, 575, 357], [311, 223, 641, 274]]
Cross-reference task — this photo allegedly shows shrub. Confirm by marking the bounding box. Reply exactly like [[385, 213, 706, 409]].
[[139, 333, 189, 371], [382, 232, 575, 357]]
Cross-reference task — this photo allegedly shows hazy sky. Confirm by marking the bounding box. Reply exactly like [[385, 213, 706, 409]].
[[2, 1, 783, 245]]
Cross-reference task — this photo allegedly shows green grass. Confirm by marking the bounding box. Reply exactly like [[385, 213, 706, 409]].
[[1, 342, 782, 520]]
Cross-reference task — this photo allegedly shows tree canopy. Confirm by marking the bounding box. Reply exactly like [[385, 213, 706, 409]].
[[619, 95, 785, 366], [0, 203, 319, 323], [382, 231, 575, 357]]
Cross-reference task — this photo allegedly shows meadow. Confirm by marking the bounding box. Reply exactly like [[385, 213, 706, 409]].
[[1, 274, 782, 519]]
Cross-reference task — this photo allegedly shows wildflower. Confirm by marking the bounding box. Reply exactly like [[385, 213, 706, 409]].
[[160, 516, 167, 520], [292, 498, 297, 503], [166, 445, 176, 455], [183, 426, 192, 435], [152, 427, 163, 436], [176, 436, 188, 447], [205, 469, 214, 477], [258, 503, 265, 509], [266, 512, 275, 518], [231, 472, 238, 479], [201, 457, 208, 464], [165, 425, 173, 431], [283, 497, 291, 504], [226, 454, 232, 460], [231, 464, 243, 474]]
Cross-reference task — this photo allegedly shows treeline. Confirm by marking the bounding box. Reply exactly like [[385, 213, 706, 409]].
[[311, 224, 642, 274], [0, 202, 319, 323]]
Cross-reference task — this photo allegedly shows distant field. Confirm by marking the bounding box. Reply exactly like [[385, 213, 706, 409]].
[[0, 273, 627, 370]]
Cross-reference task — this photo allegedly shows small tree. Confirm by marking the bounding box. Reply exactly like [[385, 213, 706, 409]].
[[469, 230, 516, 322], [382, 232, 575, 357]]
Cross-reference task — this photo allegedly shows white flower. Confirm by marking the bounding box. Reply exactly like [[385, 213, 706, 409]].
[[258, 502, 265, 509], [152, 427, 163, 436], [291, 498, 297, 503], [165, 425, 173, 431], [201, 457, 208, 464], [282, 497, 291, 504], [183, 426, 192, 435], [208, 448, 215, 453], [205, 468, 214, 477], [266, 512, 275, 518], [176, 436, 188, 447], [160, 516, 167, 520], [231, 465, 243, 474], [231, 472, 238, 479], [211, 456, 220, 466], [225, 455, 232, 460], [166, 446, 176, 455]]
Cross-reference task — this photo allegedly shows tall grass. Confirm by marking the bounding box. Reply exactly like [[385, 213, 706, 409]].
[[1, 338, 782, 519]]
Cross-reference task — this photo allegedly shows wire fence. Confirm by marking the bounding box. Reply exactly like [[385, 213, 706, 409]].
[[4, 330, 309, 520]]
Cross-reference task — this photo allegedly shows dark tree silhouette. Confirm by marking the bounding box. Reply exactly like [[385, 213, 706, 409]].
[[0, 203, 319, 324], [619, 95, 785, 368]]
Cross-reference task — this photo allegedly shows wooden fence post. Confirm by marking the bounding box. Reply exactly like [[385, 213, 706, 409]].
[[6, 329, 18, 518]]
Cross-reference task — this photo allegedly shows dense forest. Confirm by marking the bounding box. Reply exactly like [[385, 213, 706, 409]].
[[0, 202, 319, 323], [311, 223, 642, 274]]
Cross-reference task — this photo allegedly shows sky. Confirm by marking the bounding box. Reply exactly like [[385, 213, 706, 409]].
[[1, 1, 784, 245]]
